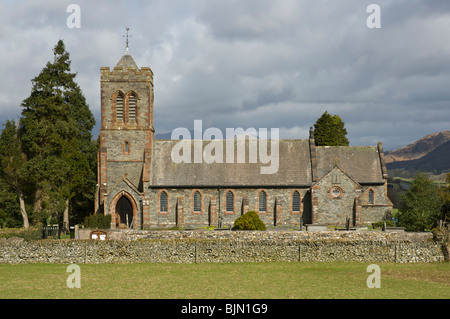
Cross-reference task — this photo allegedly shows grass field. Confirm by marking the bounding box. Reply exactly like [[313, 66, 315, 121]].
[[0, 262, 449, 299]]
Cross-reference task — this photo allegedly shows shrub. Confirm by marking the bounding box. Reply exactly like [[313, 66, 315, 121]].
[[232, 211, 266, 231], [0, 227, 42, 240], [84, 214, 111, 229]]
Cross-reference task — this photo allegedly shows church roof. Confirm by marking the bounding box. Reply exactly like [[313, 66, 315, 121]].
[[315, 146, 385, 184], [114, 50, 139, 70], [148, 139, 387, 188], [150, 139, 312, 187]]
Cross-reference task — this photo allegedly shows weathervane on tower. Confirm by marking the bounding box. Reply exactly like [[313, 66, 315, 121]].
[[123, 27, 131, 53]]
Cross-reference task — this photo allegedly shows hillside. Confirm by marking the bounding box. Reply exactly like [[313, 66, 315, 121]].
[[385, 131, 450, 177], [387, 140, 450, 172], [384, 131, 450, 163]]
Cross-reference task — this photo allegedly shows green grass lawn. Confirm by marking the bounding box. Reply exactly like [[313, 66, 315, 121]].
[[0, 262, 449, 299]]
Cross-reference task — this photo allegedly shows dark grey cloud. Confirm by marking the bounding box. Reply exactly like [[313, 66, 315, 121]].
[[0, 0, 449, 151]]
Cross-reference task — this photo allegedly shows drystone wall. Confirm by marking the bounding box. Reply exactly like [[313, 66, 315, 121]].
[[0, 230, 447, 264]]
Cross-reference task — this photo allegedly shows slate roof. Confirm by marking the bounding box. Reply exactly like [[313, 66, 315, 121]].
[[315, 146, 385, 184], [150, 139, 312, 187], [148, 139, 387, 187]]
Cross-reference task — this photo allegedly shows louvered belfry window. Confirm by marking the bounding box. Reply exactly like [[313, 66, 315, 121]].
[[292, 191, 300, 212], [259, 191, 267, 212], [116, 93, 124, 121], [160, 191, 168, 212], [194, 191, 201, 212], [128, 94, 136, 122], [226, 191, 234, 212]]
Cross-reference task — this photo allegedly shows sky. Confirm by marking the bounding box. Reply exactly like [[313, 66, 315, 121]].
[[0, 0, 449, 151]]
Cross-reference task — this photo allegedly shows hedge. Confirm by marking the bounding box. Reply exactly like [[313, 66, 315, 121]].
[[84, 214, 112, 229]]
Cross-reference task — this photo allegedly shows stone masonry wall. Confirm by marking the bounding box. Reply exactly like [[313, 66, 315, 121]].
[[0, 230, 446, 264], [312, 168, 392, 226], [146, 187, 310, 229], [313, 168, 360, 225]]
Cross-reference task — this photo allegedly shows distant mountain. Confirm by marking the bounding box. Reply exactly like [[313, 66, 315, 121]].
[[385, 131, 450, 174], [387, 140, 450, 172], [384, 131, 450, 163]]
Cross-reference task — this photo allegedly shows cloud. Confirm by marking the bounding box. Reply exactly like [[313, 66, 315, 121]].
[[0, 0, 449, 151]]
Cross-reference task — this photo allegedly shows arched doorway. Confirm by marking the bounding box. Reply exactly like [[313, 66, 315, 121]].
[[116, 195, 133, 228]]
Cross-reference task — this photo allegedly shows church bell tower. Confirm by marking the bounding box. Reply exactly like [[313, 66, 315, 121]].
[[95, 33, 154, 228]]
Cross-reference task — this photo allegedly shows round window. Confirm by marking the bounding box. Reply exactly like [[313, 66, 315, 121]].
[[330, 187, 342, 199]]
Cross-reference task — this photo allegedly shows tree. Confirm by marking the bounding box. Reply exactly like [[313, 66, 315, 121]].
[[438, 173, 450, 224], [0, 120, 30, 228], [18, 40, 96, 230], [397, 172, 443, 232], [313, 111, 349, 146], [0, 178, 23, 228]]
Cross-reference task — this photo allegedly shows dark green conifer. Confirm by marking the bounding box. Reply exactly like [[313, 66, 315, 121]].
[[313, 111, 349, 146], [18, 40, 97, 228]]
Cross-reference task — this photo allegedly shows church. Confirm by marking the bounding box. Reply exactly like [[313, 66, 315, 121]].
[[94, 48, 393, 230]]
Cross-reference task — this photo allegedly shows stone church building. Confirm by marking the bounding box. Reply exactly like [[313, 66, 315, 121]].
[[95, 49, 393, 229]]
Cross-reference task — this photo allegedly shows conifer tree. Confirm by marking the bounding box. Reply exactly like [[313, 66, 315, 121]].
[[19, 40, 96, 229], [313, 111, 350, 146]]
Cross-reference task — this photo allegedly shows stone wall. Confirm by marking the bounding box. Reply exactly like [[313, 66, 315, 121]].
[[312, 168, 360, 225], [146, 187, 310, 229], [311, 167, 392, 226], [0, 230, 447, 264]]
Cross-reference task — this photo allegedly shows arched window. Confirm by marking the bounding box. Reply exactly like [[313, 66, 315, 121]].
[[259, 190, 267, 212], [160, 191, 168, 213], [368, 189, 374, 205], [226, 191, 234, 213], [116, 92, 124, 121], [128, 94, 136, 122], [193, 191, 201, 212], [292, 190, 300, 212], [124, 141, 130, 154]]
